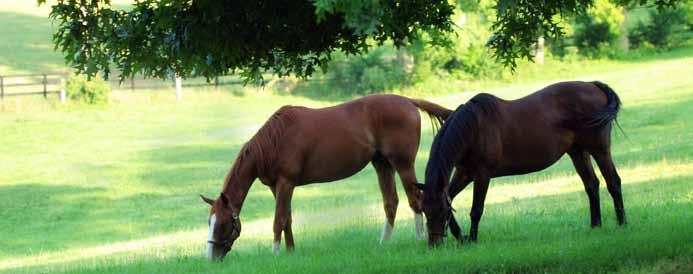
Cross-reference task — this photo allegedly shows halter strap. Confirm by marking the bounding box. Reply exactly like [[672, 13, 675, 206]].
[[207, 239, 230, 245], [208, 224, 240, 248]]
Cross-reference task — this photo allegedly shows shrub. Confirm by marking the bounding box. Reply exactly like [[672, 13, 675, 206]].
[[322, 46, 408, 95], [628, 7, 692, 49], [573, 0, 625, 57], [65, 75, 110, 104]]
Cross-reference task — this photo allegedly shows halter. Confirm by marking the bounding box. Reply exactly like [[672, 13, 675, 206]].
[[207, 239, 232, 247], [428, 195, 456, 239], [207, 221, 240, 248]]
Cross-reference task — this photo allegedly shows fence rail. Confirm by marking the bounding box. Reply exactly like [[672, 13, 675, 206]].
[[0, 72, 293, 102], [106, 75, 267, 91], [0, 73, 66, 102]]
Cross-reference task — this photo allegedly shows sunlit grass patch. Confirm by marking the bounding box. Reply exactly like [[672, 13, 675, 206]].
[[0, 31, 691, 274]]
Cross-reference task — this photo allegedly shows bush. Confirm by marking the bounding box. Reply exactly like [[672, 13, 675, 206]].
[[322, 46, 408, 95], [573, 0, 625, 57], [628, 7, 692, 49], [65, 75, 110, 104]]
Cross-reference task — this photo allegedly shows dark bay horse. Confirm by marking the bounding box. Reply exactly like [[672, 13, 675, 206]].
[[201, 94, 452, 260], [418, 81, 625, 246]]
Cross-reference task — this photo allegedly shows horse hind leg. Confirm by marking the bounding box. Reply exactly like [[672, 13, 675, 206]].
[[568, 148, 602, 227], [591, 148, 626, 225], [392, 161, 425, 241], [372, 155, 398, 243]]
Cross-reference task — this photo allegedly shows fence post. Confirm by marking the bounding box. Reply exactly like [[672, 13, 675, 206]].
[[60, 78, 66, 104], [130, 77, 135, 91], [43, 74, 48, 98], [214, 77, 219, 88], [535, 36, 545, 65], [175, 75, 183, 101], [0, 76, 4, 100]]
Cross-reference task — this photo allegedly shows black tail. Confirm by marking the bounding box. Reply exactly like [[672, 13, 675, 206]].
[[583, 81, 622, 132]]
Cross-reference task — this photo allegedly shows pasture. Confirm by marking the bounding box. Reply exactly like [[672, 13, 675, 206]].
[[1, 2, 692, 272], [1, 47, 692, 273]]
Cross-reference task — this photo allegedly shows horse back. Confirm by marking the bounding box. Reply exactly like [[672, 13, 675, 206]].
[[503, 81, 608, 129], [483, 81, 610, 176], [268, 94, 421, 184]]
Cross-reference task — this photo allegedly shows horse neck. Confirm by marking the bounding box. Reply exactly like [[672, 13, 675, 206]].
[[220, 152, 257, 213], [426, 114, 473, 192]]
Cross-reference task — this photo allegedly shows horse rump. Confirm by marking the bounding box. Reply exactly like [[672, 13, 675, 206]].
[[578, 81, 622, 131], [408, 98, 453, 132]]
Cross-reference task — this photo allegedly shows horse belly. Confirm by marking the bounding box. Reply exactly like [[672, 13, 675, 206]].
[[495, 133, 573, 177], [298, 137, 375, 184], [495, 153, 564, 177]]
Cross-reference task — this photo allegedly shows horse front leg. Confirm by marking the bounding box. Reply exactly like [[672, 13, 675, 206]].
[[272, 178, 295, 254], [468, 171, 491, 242], [447, 168, 472, 242], [372, 157, 398, 243]]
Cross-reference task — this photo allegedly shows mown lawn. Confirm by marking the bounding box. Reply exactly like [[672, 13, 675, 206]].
[[1, 46, 692, 274]]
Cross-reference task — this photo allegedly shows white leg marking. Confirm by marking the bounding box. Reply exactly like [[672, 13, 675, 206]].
[[272, 241, 281, 254], [380, 221, 393, 244], [206, 214, 216, 259], [414, 213, 425, 241]]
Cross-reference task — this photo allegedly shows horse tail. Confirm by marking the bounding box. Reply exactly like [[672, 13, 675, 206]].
[[408, 98, 453, 132], [583, 81, 623, 132]]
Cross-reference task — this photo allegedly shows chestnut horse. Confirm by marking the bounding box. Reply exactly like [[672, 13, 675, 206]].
[[418, 81, 626, 246], [201, 94, 451, 260]]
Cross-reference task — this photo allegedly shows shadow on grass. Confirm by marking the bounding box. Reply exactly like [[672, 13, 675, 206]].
[[0, 182, 205, 258], [0, 183, 105, 257], [13, 173, 690, 274]]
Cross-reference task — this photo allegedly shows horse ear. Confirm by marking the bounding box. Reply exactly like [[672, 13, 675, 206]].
[[415, 183, 425, 191], [200, 194, 214, 206]]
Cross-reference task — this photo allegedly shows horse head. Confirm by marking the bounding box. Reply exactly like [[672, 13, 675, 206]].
[[201, 193, 241, 261], [416, 183, 454, 247]]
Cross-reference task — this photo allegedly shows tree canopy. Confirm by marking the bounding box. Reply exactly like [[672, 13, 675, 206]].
[[38, 0, 684, 81]]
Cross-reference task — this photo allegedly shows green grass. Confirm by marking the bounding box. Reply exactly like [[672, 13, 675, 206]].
[[1, 49, 692, 273], [1, 1, 692, 273]]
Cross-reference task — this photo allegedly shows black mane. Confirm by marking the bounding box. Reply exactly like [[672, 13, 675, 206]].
[[424, 93, 499, 191]]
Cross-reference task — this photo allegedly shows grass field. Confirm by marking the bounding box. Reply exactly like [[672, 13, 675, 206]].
[[1, 2, 692, 273], [1, 46, 692, 273]]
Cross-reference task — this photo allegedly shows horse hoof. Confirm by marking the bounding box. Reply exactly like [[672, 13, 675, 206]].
[[461, 235, 477, 244]]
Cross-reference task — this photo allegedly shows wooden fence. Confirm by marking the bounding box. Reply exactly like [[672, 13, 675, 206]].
[[107, 75, 266, 91], [0, 73, 67, 102], [0, 72, 287, 102]]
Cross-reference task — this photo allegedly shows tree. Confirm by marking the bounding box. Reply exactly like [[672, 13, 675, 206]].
[[38, 0, 684, 81], [487, 0, 682, 68]]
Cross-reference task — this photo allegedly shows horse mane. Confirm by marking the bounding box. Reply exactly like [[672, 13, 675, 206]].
[[424, 93, 499, 191], [223, 106, 295, 189]]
